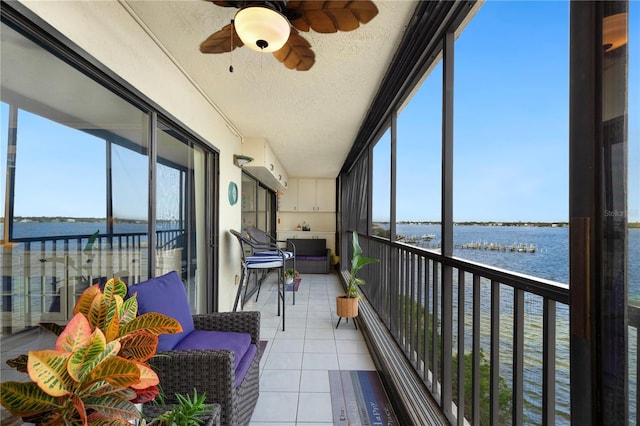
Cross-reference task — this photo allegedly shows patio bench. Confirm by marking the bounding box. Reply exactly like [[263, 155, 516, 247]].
[[286, 238, 330, 274]]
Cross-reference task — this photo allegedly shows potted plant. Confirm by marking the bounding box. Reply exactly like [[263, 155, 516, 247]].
[[0, 277, 182, 425], [336, 232, 379, 321], [283, 268, 300, 285], [143, 389, 216, 426]]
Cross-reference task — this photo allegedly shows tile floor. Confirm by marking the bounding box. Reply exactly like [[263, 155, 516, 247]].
[[242, 272, 376, 426]]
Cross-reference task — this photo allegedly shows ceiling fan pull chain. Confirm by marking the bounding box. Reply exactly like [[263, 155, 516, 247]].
[[229, 19, 234, 73]]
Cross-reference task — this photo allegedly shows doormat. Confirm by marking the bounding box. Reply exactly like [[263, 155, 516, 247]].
[[329, 370, 399, 426], [269, 278, 301, 292]]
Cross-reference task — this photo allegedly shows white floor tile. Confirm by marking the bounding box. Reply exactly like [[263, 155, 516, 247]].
[[297, 393, 333, 423], [270, 338, 305, 353], [264, 352, 303, 370], [260, 369, 301, 392], [302, 353, 339, 370], [303, 339, 337, 354], [251, 391, 298, 422], [300, 370, 331, 392], [250, 272, 378, 425]]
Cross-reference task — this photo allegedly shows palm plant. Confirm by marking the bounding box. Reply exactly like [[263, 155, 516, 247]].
[[0, 277, 182, 425], [345, 231, 379, 298]]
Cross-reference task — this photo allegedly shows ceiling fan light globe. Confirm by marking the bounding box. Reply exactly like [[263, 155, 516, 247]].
[[234, 6, 290, 53]]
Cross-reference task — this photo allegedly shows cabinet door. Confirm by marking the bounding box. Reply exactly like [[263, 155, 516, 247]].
[[278, 179, 298, 211], [297, 179, 317, 211], [315, 179, 336, 212]]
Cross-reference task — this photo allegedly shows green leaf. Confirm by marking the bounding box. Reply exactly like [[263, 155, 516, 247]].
[[27, 350, 74, 397], [118, 330, 158, 362], [88, 292, 110, 331], [103, 277, 128, 300], [119, 297, 138, 326], [0, 381, 59, 416], [87, 356, 140, 388], [56, 313, 92, 353], [73, 284, 101, 317], [84, 394, 141, 422], [118, 312, 182, 338], [69, 334, 120, 383]]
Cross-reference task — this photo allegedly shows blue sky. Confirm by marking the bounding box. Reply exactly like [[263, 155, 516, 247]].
[[373, 0, 639, 223]]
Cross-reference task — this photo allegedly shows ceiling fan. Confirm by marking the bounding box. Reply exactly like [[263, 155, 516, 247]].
[[200, 1, 379, 71]]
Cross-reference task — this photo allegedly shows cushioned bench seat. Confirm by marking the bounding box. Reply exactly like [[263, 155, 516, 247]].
[[287, 238, 330, 274]]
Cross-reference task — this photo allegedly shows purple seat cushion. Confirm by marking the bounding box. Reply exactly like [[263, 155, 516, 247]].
[[128, 271, 195, 352], [299, 255, 327, 261], [173, 330, 255, 386], [234, 344, 257, 388]]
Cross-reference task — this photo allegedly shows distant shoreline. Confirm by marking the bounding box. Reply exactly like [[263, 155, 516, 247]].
[[3, 217, 639, 228], [5, 216, 147, 224], [378, 220, 640, 228]]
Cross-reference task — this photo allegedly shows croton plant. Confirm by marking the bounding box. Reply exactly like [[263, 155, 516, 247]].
[[0, 277, 182, 425]]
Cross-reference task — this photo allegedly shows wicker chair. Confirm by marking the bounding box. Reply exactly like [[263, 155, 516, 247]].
[[128, 272, 261, 426]]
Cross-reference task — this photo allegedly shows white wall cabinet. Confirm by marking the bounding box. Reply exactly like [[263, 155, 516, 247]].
[[242, 137, 287, 191], [279, 178, 335, 212], [278, 179, 298, 211]]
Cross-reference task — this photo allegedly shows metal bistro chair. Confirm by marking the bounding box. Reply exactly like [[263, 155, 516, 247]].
[[246, 226, 297, 305], [230, 229, 293, 331]]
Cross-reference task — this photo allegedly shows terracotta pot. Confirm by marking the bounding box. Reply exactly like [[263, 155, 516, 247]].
[[336, 295, 359, 318]]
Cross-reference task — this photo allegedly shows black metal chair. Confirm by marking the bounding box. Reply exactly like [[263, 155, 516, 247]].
[[230, 229, 293, 331], [246, 226, 297, 304]]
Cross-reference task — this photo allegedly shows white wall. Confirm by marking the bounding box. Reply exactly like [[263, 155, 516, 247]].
[[19, 0, 243, 311]]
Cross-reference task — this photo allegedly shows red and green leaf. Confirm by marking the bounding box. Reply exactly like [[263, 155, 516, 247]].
[[73, 284, 101, 316], [56, 313, 92, 353], [70, 393, 88, 426], [131, 385, 159, 404], [0, 381, 59, 416], [130, 362, 159, 389], [86, 356, 140, 388], [118, 312, 182, 338], [68, 333, 119, 383], [27, 350, 74, 397], [104, 295, 123, 342], [84, 394, 140, 422], [103, 277, 128, 300], [119, 296, 138, 326], [117, 331, 158, 362], [88, 291, 110, 331]]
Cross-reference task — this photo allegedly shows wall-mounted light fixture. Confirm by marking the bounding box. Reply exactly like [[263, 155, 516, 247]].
[[234, 5, 290, 53], [233, 154, 254, 168]]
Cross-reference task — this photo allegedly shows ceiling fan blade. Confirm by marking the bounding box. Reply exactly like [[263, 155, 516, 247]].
[[273, 28, 315, 71], [208, 1, 242, 7], [200, 23, 244, 53], [286, 0, 379, 33]]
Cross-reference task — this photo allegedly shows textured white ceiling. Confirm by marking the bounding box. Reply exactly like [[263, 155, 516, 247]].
[[124, 0, 417, 178]]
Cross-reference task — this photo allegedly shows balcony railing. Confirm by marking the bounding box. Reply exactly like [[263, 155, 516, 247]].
[[0, 229, 184, 332], [354, 233, 639, 425], [354, 234, 571, 425]]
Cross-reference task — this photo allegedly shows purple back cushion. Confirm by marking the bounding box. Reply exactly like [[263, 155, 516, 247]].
[[128, 271, 195, 352]]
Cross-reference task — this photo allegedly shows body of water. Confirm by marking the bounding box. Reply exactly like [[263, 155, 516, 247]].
[[388, 223, 638, 424], [394, 223, 639, 302]]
